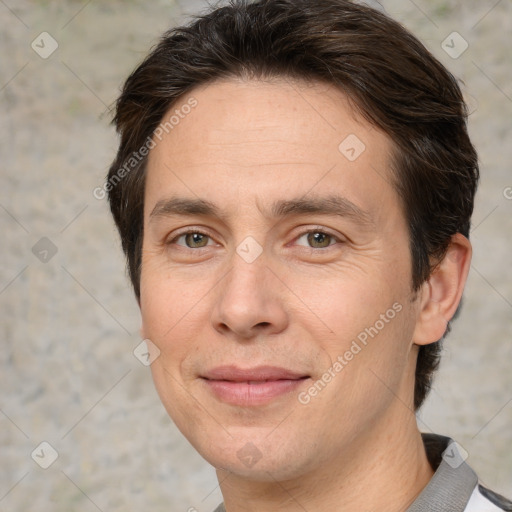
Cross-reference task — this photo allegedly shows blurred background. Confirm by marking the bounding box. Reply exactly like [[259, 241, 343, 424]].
[[1, 0, 511, 510]]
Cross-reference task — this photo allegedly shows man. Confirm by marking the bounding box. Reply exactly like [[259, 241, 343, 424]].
[[106, 0, 511, 510]]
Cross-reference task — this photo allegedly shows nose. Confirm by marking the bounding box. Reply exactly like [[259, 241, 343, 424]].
[[210, 254, 289, 340]]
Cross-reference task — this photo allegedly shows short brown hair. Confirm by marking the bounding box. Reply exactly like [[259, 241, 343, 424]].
[[106, 0, 479, 410]]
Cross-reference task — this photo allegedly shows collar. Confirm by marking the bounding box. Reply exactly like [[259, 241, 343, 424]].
[[406, 433, 478, 511]]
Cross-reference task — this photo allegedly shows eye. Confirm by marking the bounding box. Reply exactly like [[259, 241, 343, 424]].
[[170, 230, 214, 249], [295, 230, 338, 249]]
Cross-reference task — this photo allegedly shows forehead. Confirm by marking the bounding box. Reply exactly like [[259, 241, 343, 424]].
[[144, 77, 399, 224]]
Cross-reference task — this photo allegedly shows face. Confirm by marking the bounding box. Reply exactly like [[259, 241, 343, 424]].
[[140, 77, 423, 481]]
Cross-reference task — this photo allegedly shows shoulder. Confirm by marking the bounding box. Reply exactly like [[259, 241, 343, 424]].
[[416, 433, 512, 512], [464, 483, 512, 511]]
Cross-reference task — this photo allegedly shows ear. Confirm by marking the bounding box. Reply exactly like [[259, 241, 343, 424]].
[[413, 233, 472, 345]]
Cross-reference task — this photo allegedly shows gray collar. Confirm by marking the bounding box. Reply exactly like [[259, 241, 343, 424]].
[[406, 433, 478, 511], [213, 433, 478, 512]]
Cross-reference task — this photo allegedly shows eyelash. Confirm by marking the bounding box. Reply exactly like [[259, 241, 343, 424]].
[[166, 228, 342, 250]]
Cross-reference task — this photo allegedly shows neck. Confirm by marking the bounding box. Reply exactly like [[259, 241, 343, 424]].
[[216, 407, 434, 512]]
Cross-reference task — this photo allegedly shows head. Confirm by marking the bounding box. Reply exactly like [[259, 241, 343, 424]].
[[106, 0, 478, 479]]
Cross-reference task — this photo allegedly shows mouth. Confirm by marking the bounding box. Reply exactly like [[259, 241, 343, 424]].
[[200, 365, 310, 406]]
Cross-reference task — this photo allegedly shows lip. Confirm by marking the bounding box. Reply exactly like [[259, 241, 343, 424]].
[[200, 365, 310, 406]]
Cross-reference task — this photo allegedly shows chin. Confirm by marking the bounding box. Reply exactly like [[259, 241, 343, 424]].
[[195, 432, 313, 482]]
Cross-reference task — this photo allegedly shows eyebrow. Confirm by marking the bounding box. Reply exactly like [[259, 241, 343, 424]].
[[149, 194, 374, 227]]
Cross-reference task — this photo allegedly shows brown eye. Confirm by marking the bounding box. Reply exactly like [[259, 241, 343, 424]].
[[295, 230, 336, 249], [307, 232, 332, 248], [184, 232, 210, 248], [169, 231, 213, 248]]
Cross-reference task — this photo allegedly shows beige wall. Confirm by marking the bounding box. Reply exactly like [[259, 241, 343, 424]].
[[1, 0, 511, 510]]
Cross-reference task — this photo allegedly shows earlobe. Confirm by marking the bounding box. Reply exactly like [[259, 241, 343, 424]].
[[413, 233, 472, 345]]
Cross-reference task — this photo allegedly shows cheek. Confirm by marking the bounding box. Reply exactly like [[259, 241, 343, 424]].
[[140, 269, 182, 355], [339, 299, 415, 395], [140, 252, 194, 329], [296, 269, 402, 340], [139, 266, 214, 375], [301, 267, 414, 394]]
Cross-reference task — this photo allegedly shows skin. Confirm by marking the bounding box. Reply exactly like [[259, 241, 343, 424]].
[[139, 77, 471, 512]]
